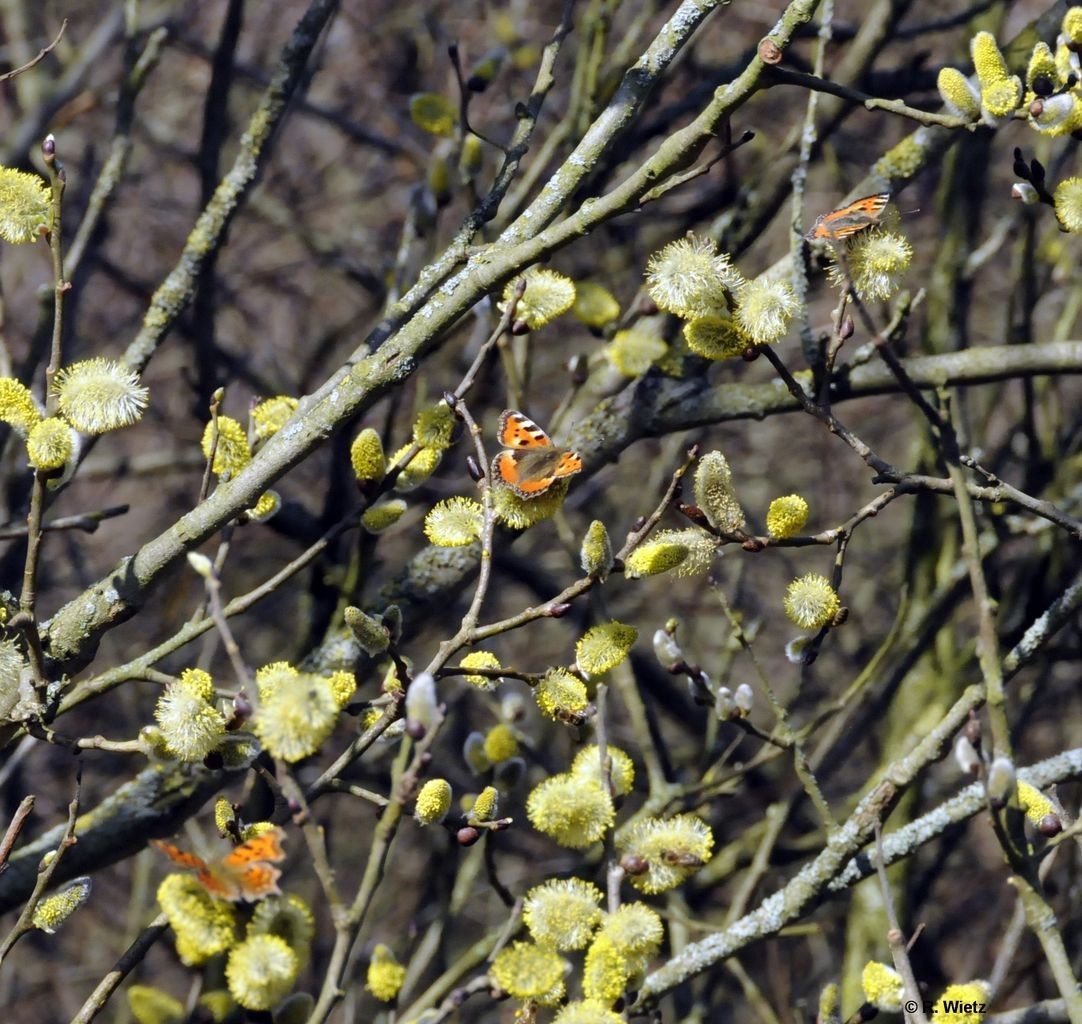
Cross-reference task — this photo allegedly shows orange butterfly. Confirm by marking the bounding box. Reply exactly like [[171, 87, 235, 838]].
[[805, 193, 890, 241], [491, 410, 583, 499], [151, 826, 286, 902]]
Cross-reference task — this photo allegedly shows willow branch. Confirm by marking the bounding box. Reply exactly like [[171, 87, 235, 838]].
[[122, 0, 339, 372]]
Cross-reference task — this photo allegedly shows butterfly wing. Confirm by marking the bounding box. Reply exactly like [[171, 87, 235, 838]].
[[152, 840, 209, 872], [806, 193, 890, 240], [492, 450, 544, 497], [220, 828, 286, 902], [153, 829, 285, 903], [231, 863, 283, 901], [552, 451, 583, 479], [492, 448, 582, 498], [195, 867, 244, 901], [498, 410, 551, 449], [850, 192, 890, 218], [221, 827, 286, 867], [152, 840, 242, 900]]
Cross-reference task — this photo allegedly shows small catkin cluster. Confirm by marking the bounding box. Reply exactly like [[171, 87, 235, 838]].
[[827, 230, 913, 302], [516, 746, 682, 1013], [32, 877, 92, 934], [862, 961, 904, 1011], [0, 166, 50, 243], [251, 661, 346, 762], [154, 668, 226, 762], [616, 814, 714, 894], [157, 868, 313, 1013], [575, 621, 637, 677], [643, 233, 802, 359], [695, 451, 745, 533], [938, 15, 1082, 140], [0, 353, 148, 478], [766, 495, 809, 539], [500, 267, 577, 330], [625, 527, 716, 579], [200, 397, 295, 519], [366, 943, 407, 1002], [784, 573, 841, 630]]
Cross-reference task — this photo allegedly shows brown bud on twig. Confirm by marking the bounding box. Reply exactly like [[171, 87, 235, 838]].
[[677, 503, 711, 528], [547, 602, 572, 618], [466, 455, 484, 482], [442, 391, 459, 411], [356, 478, 381, 502], [758, 37, 783, 64], [511, 318, 530, 335], [840, 316, 855, 341], [1037, 814, 1063, 837], [620, 853, 649, 875], [741, 538, 765, 552], [42, 134, 56, 161], [741, 345, 759, 362], [636, 295, 659, 316], [405, 720, 427, 740], [232, 690, 253, 722], [832, 606, 849, 626], [457, 826, 481, 846]]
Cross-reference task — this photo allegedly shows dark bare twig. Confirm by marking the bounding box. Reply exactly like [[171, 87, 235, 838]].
[[0, 797, 35, 871], [0, 768, 81, 963], [766, 66, 975, 129], [639, 128, 756, 204], [0, 505, 129, 540], [448, 43, 507, 152], [0, 21, 66, 84]]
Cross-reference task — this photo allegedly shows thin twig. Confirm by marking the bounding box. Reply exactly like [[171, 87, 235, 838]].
[[874, 823, 928, 1024], [0, 505, 129, 540], [13, 137, 68, 692], [0, 768, 81, 963], [0, 21, 66, 84], [0, 797, 35, 870], [766, 66, 975, 129], [201, 561, 253, 690]]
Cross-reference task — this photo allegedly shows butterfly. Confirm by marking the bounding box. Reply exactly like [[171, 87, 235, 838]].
[[491, 410, 583, 499], [151, 826, 286, 902], [804, 193, 891, 241]]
